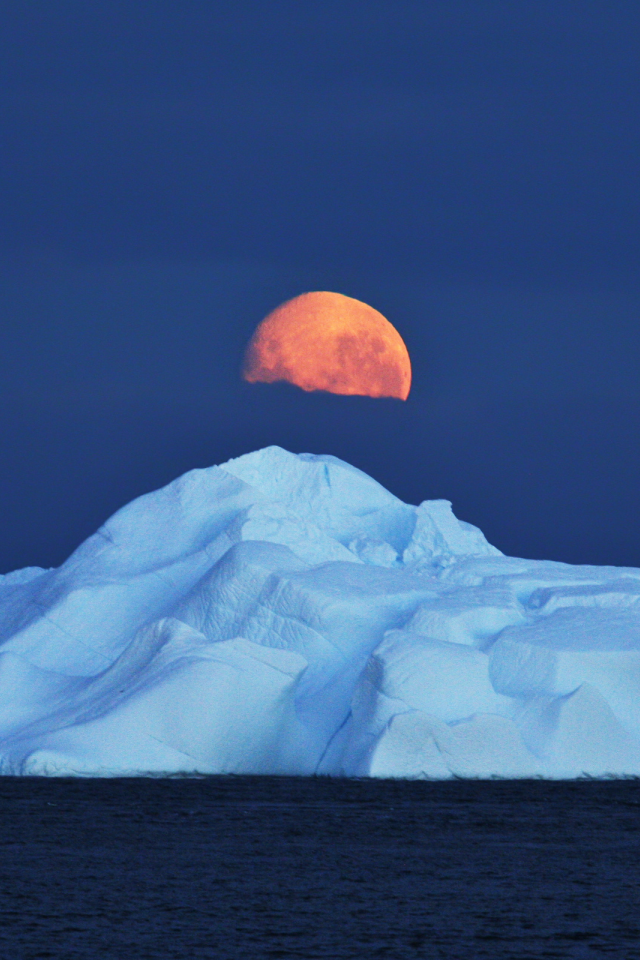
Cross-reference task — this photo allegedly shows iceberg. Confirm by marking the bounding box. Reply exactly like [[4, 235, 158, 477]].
[[1, 445, 640, 778]]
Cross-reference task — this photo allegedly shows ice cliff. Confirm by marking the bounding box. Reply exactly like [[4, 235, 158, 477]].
[[2, 445, 640, 778]]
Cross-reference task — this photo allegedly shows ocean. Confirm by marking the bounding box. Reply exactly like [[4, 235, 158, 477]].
[[1, 776, 638, 959]]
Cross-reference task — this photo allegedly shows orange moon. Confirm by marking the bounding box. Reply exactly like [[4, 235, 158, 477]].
[[243, 291, 411, 399]]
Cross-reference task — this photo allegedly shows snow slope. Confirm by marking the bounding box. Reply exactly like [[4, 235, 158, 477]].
[[2, 445, 640, 778]]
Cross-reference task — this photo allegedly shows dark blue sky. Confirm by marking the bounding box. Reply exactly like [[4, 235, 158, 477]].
[[2, 1, 640, 572]]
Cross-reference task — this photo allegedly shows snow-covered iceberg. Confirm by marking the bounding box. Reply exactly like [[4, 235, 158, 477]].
[[2, 445, 640, 778]]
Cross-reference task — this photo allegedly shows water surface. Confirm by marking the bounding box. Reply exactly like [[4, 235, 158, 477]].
[[1, 776, 638, 958]]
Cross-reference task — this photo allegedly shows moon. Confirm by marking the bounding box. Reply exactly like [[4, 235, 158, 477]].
[[243, 291, 411, 400]]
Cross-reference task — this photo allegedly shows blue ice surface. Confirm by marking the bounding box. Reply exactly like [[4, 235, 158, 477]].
[[1, 445, 640, 778]]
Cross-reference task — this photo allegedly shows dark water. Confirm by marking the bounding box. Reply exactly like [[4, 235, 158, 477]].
[[1, 777, 639, 959]]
